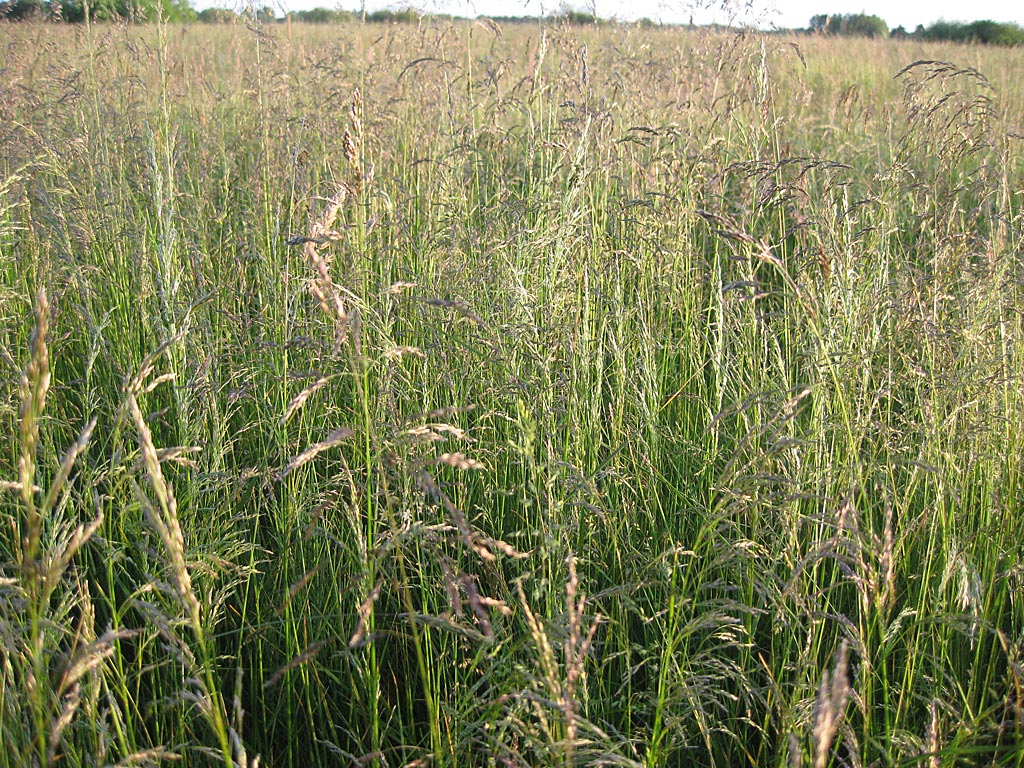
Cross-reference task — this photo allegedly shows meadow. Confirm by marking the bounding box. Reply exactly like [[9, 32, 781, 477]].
[[1, 16, 1023, 767]]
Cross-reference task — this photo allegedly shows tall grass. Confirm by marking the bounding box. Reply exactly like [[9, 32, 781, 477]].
[[1, 18, 1023, 767]]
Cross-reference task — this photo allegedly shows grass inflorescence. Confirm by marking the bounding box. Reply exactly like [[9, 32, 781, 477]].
[[1, 17, 1023, 767]]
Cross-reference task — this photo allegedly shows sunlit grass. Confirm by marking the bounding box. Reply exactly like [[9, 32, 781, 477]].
[[1, 18, 1023, 767]]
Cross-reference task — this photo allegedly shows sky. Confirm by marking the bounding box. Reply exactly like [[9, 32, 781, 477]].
[[197, 0, 1024, 31]]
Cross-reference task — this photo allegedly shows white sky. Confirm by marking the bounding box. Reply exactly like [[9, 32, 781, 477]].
[[207, 0, 1024, 30]]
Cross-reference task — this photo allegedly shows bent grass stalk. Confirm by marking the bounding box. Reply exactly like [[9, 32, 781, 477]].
[[127, 390, 237, 768]]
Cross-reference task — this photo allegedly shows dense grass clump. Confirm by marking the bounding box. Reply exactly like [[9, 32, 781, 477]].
[[1, 19, 1023, 767]]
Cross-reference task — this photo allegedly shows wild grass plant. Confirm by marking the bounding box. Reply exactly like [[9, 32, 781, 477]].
[[0, 17, 1023, 767]]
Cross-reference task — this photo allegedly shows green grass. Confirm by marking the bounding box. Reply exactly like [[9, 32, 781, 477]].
[[1, 17, 1023, 767]]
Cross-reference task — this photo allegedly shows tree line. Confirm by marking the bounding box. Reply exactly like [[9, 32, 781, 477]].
[[809, 12, 1024, 45], [0, 0, 423, 22], [2, 0, 1023, 47], [0, 0, 190, 21], [0, 1, 604, 24]]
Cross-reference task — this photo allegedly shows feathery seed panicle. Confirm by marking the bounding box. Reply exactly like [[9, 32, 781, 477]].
[[342, 130, 358, 168], [387, 281, 418, 295], [278, 428, 356, 479], [812, 642, 851, 768], [299, 186, 350, 339], [128, 394, 201, 627], [384, 345, 426, 360], [434, 452, 485, 470], [290, 88, 372, 349], [281, 375, 334, 424], [18, 289, 50, 557]]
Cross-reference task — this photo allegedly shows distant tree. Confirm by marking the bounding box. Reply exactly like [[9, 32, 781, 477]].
[[844, 13, 887, 38], [966, 19, 1024, 45], [2, 0, 82, 19], [0, 0, 37, 18], [808, 12, 887, 38], [290, 7, 352, 22], [366, 7, 419, 22], [558, 9, 600, 25], [53, 0, 193, 21], [198, 6, 235, 22], [486, 14, 534, 24], [59, 0, 83, 19], [920, 19, 962, 41], [0, 0, 44, 19], [918, 19, 1024, 45]]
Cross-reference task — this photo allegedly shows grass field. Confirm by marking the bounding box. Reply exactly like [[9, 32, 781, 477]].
[[1, 17, 1023, 767]]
